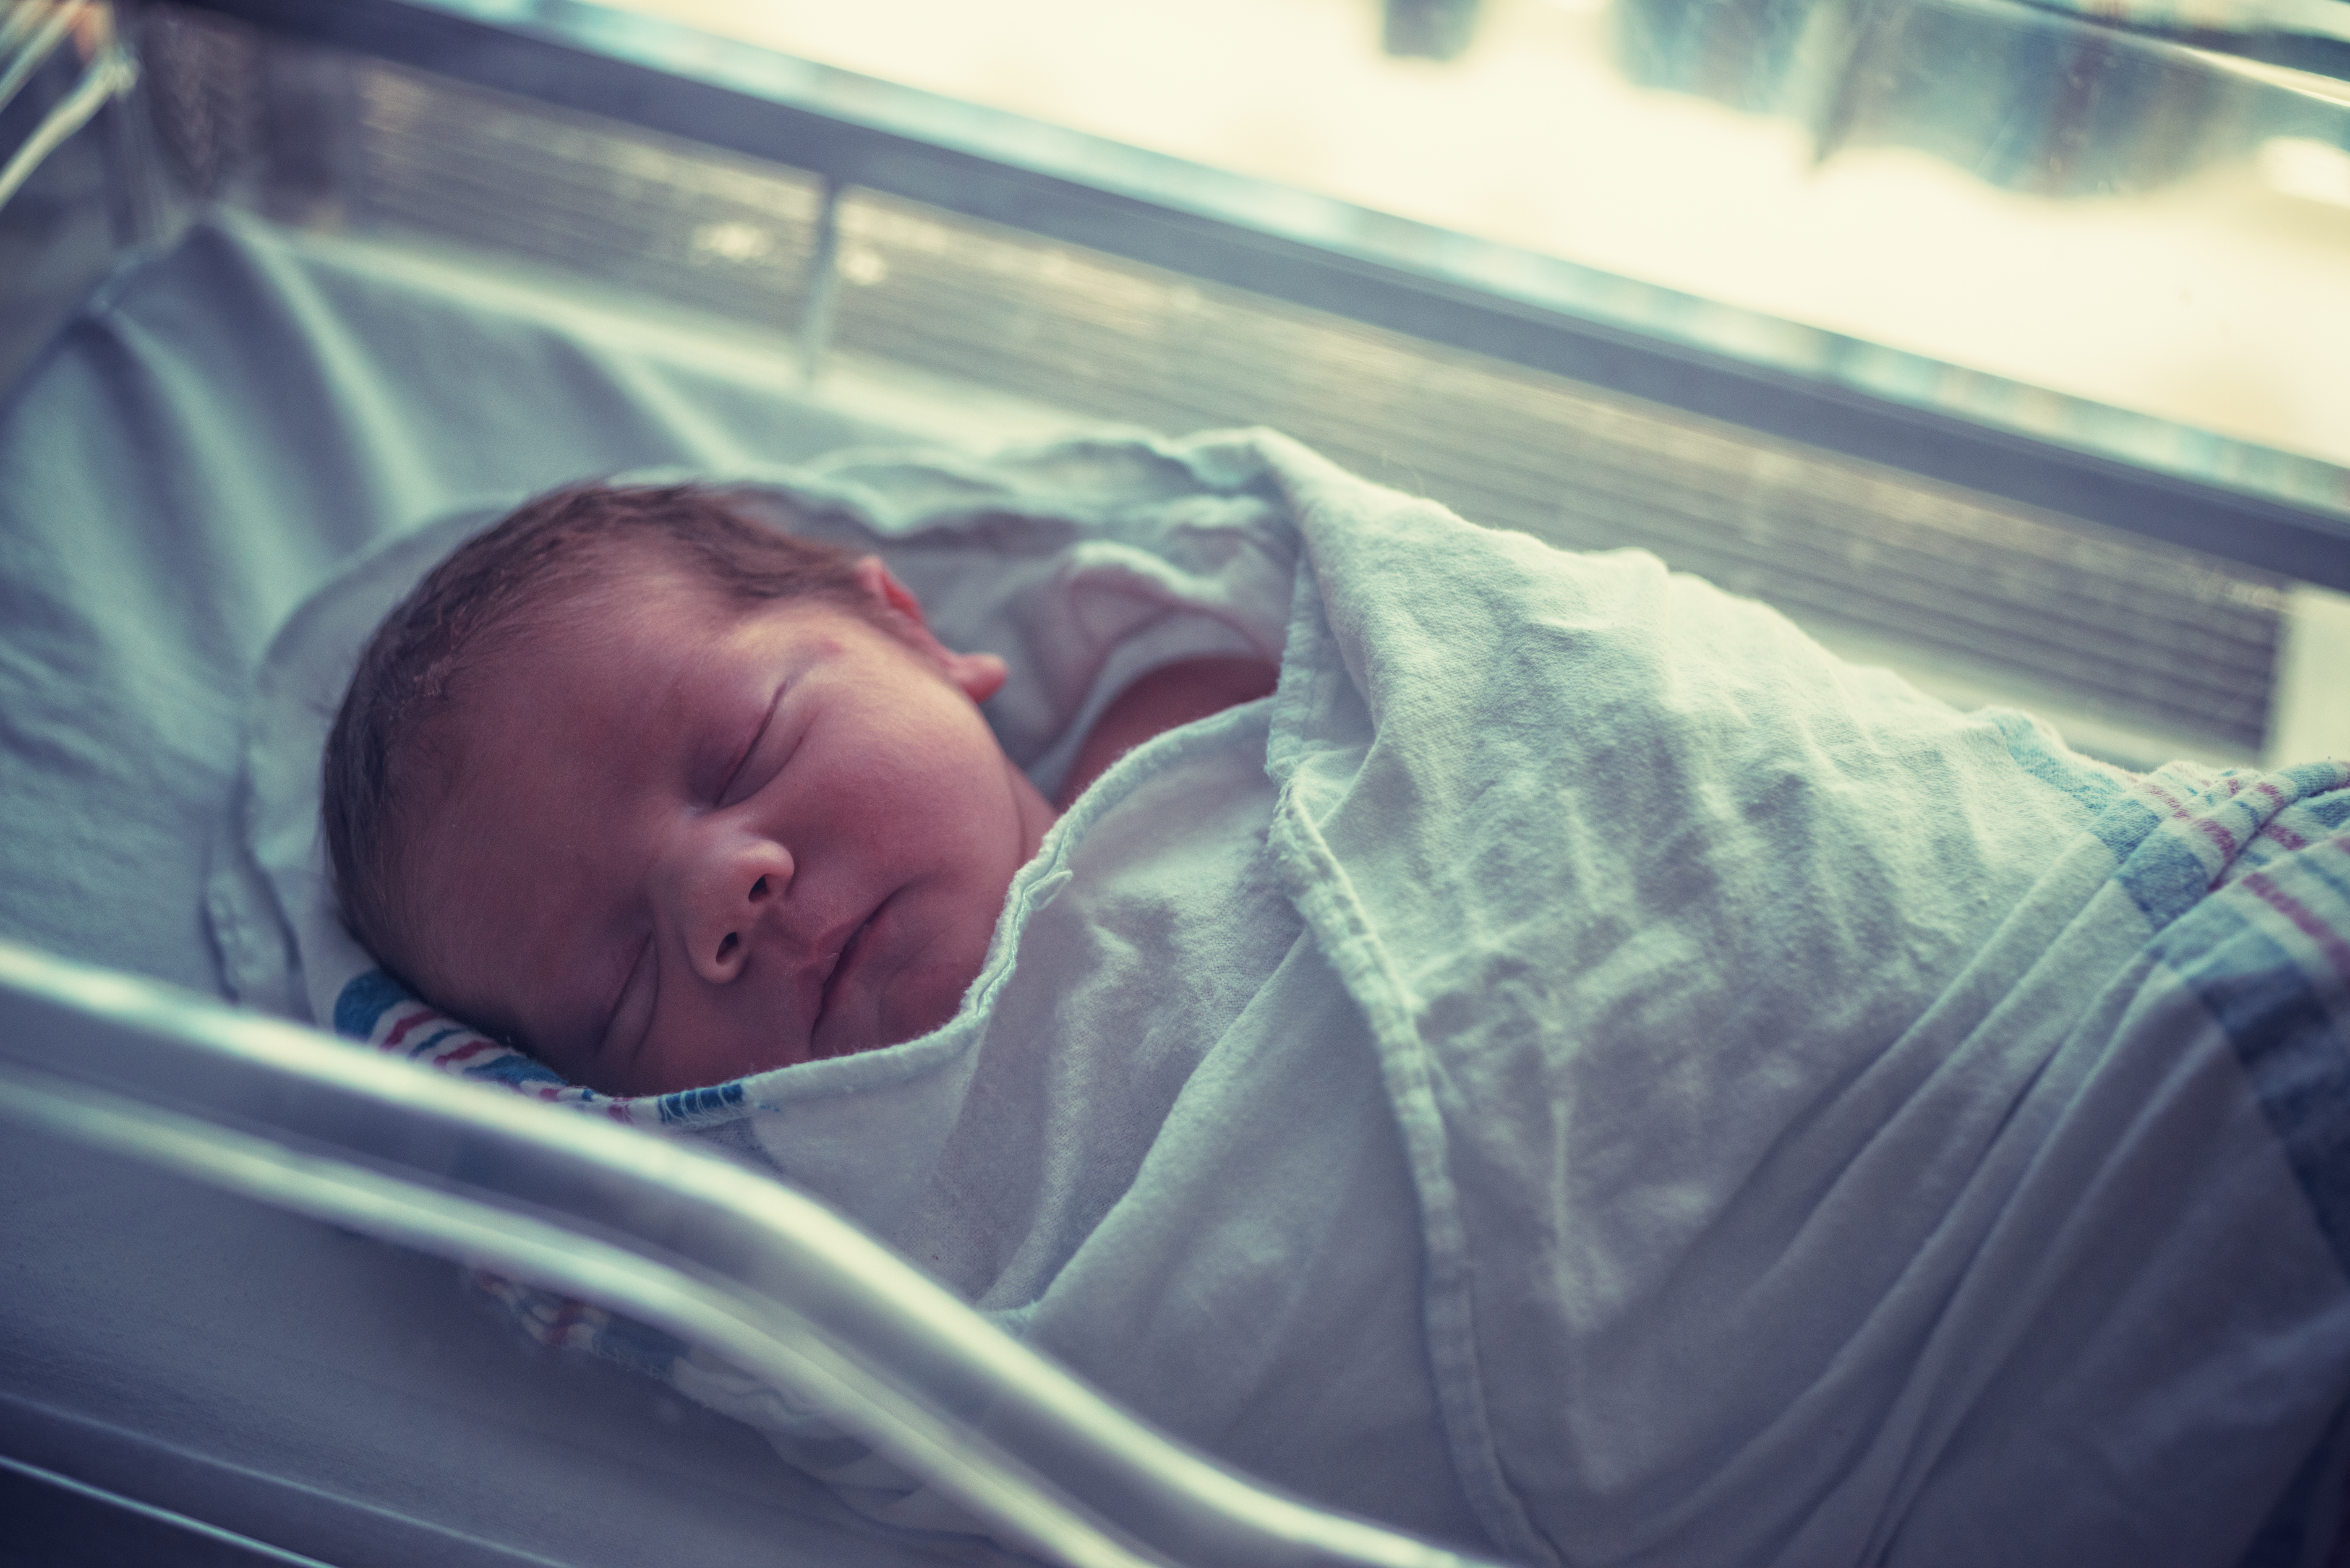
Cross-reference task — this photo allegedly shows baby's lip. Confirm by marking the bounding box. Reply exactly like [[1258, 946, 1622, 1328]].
[[809, 894, 890, 1047]]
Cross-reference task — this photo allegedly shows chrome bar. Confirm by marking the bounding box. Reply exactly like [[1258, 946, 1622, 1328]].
[[0, 940, 1509, 1568], [0, 0, 86, 116], [0, 36, 136, 214], [0, 1453, 344, 1568]]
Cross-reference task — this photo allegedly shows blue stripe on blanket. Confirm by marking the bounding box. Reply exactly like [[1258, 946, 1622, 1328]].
[[1989, 707, 2230, 927], [466, 1052, 572, 1088], [2159, 894, 2350, 1276], [333, 968, 410, 1040], [2302, 849, 2350, 923], [1990, 710, 2227, 925], [1990, 710, 2131, 815], [588, 1312, 690, 1379], [408, 1025, 468, 1058], [2105, 796, 2216, 929], [2278, 763, 2350, 812], [2140, 798, 2350, 1567], [657, 1081, 747, 1124]]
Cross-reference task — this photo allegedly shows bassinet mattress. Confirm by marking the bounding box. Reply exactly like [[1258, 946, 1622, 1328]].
[[0, 211, 1048, 1566]]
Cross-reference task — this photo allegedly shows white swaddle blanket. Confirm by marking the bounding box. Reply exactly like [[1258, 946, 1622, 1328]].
[[214, 429, 2350, 1566]]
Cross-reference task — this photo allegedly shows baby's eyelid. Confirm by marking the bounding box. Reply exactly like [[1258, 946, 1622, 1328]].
[[716, 684, 786, 806]]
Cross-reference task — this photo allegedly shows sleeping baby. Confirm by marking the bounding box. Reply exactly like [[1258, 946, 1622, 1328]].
[[322, 479, 1274, 1096], [303, 430, 2350, 1568]]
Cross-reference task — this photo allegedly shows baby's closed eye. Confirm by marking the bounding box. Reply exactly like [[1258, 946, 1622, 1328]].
[[714, 684, 786, 805]]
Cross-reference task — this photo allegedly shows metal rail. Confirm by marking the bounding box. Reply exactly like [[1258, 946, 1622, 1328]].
[[0, 2, 138, 214], [167, 0, 2350, 591], [0, 939, 1508, 1568]]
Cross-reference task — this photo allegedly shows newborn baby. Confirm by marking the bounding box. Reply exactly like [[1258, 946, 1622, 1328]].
[[309, 433, 2350, 1565], [323, 480, 1272, 1096]]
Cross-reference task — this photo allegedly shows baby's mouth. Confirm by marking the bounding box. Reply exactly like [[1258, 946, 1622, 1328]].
[[812, 894, 890, 1044]]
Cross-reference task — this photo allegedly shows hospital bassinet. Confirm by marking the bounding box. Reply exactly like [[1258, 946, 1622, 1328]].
[[3, 2, 2346, 1564]]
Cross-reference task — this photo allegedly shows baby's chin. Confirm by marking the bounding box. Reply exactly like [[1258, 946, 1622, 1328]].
[[805, 891, 994, 1063], [810, 954, 976, 1063], [599, 991, 954, 1096], [555, 952, 984, 1096]]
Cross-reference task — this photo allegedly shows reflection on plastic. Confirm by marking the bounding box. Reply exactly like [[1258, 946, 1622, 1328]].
[[0, 938, 1505, 1568], [1616, 0, 2350, 198]]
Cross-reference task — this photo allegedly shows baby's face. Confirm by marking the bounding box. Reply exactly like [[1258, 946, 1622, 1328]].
[[402, 556, 1055, 1096]]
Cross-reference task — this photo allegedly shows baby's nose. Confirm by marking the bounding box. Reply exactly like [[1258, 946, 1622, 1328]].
[[683, 837, 796, 984]]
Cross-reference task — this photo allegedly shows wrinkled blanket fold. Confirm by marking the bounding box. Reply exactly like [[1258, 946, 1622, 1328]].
[[227, 428, 2350, 1566]]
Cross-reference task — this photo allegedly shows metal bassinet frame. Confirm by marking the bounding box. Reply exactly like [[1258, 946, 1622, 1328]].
[[3, 2, 2346, 1563]]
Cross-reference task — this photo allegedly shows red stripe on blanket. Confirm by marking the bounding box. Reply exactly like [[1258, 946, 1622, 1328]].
[[2264, 820, 2313, 852], [2253, 780, 2311, 851], [2243, 871, 2350, 989], [2141, 778, 2243, 869], [379, 1008, 437, 1049]]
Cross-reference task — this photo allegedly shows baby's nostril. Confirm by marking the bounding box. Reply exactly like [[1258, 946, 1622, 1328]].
[[715, 931, 739, 965], [749, 875, 769, 900]]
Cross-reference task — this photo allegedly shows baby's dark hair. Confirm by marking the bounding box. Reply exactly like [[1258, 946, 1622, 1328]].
[[322, 481, 878, 985]]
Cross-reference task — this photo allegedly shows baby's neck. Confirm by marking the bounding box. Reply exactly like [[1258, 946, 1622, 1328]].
[[1055, 656, 1279, 810]]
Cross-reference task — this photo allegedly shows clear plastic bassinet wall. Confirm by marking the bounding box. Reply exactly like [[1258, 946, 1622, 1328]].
[[2, 3, 2349, 1565], [26, 0, 2347, 771]]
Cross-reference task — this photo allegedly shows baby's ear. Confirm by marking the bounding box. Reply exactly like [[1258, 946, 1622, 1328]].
[[854, 556, 1008, 704]]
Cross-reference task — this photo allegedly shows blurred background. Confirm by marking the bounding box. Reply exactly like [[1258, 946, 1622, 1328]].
[[594, 0, 2350, 767], [8, 0, 2344, 766], [607, 0, 2350, 473]]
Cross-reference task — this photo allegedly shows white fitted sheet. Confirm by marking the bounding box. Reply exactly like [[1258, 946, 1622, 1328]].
[[0, 211, 1056, 1567]]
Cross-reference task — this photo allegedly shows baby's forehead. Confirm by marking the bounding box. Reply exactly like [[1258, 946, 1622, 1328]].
[[501, 560, 755, 674], [451, 567, 881, 757], [553, 544, 864, 639]]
